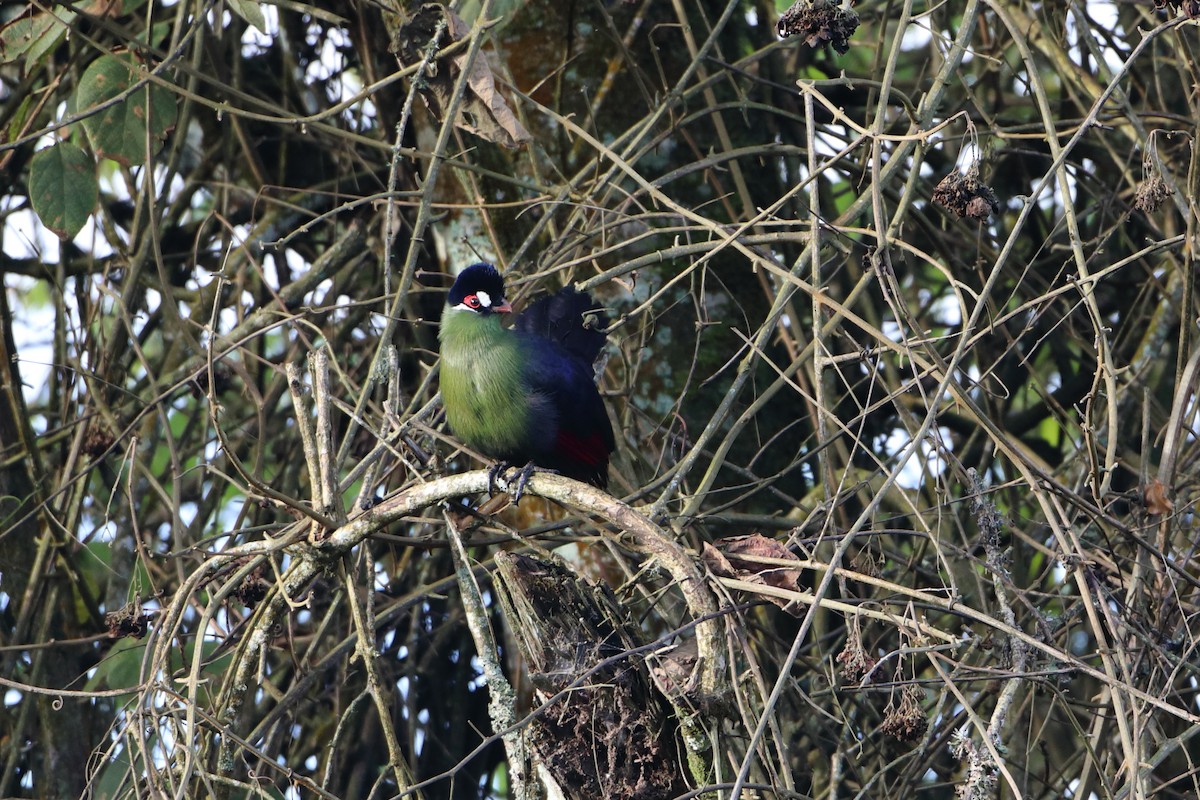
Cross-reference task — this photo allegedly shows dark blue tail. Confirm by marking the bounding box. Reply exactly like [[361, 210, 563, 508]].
[[513, 287, 608, 365]]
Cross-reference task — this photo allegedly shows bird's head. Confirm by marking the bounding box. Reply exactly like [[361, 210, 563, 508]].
[[447, 263, 513, 315]]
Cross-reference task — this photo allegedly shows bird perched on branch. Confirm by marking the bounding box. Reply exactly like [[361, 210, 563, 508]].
[[438, 263, 614, 496]]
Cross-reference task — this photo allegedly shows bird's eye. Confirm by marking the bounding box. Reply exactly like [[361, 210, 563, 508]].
[[464, 295, 482, 309]]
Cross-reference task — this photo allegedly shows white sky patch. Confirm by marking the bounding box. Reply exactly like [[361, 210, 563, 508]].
[[77, 216, 120, 257], [929, 292, 963, 327], [1065, 3, 1125, 74], [372, 563, 393, 598], [98, 162, 129, 204], [881, 317, 904, 344], [93, 519, 119, 543], [2, 203, 59, 262], [884, 424, 953, 488], [283, 248, 310, 291], [957, 142, 981, 171], [4, 271, 56, 409], [240, 3, 280, 54], [340, 68, 377, 129], [4, 138, 201, 406], [812, 129, 849, 163], [900, 20, 932, 51]]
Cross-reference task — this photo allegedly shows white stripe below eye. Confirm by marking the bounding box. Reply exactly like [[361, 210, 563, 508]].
[[475, 290, 492, 307]]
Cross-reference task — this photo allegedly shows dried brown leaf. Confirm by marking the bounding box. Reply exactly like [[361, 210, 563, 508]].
[[394, 4, 531, 148], [701, 541, 736, 576], [705, 534, 803, 615], [1142, 479, 1174, 516]]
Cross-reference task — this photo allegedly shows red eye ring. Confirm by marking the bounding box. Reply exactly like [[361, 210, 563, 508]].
[[464, 295, 482, 309]]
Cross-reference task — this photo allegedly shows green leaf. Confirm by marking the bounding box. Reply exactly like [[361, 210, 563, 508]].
[[29, 141, 98, 240], [77, 53, 178, 166], [0, 8, 75, 71], [228, 0, 268, 33], [137, 20, 173, 48], [84, 637, 147, 702], [1037, 415, 1062, 448], [5, 92, 35, 143], [92, 746, 142, 799]]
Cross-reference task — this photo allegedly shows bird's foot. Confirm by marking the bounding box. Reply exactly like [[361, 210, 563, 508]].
[[486, 462, 510, 496], [487, 461, 539, 504], [509, 461, 537, 504]]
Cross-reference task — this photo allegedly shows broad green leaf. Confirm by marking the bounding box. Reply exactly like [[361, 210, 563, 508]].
[[92, 747, 142, 799], [5, 92, 35, 143], [21, 280, 52, 309], [0, 8, 75, 71], [84, 635, 230, 704], [77, 53, 178, 166], [228, 0, 267, 32], [29, 141, 98, 240], [137, 20, 173, 48], [84, 637, 147, 701], [1038, 415, 1062, 448], [77, 540, 114, 621], [800, 63, 831, 81]]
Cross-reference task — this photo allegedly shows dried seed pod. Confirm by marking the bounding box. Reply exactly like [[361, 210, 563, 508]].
[[1133, 173, 1171, 213], [932, 167, 1000, 221], [777, 0, 861, 54]]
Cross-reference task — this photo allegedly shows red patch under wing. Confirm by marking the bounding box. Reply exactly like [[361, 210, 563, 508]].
[[554, 429, 609, 466]]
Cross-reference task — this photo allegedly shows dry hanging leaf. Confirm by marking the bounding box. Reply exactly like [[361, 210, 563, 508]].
[[649, 637, 700, 698], [393, 4, 532, 149], [703, 534, 803, 616], [1142, 479, 1174, 516], [105, 600, 149, 639], [701, 542, 736, 576]]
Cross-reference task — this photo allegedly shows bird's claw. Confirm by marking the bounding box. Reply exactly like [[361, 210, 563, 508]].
[[510, 462, 537, 504], [486, 462, 508, 496], [487, 461, 537, 504]]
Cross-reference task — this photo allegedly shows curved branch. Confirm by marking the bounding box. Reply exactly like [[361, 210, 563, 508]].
[[210, 470, 727, 789], [320, 470, 727, 702]]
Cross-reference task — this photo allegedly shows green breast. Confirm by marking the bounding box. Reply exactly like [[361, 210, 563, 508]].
[[439, 309, 533, 456]]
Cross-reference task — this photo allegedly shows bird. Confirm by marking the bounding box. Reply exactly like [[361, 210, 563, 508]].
[[438, 263, 614, 496]]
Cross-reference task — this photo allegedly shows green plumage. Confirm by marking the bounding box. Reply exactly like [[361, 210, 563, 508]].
[[439, 307, 534, 456]]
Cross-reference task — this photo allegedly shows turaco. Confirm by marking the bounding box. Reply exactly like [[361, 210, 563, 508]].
[[438, 263, 614, 496]]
